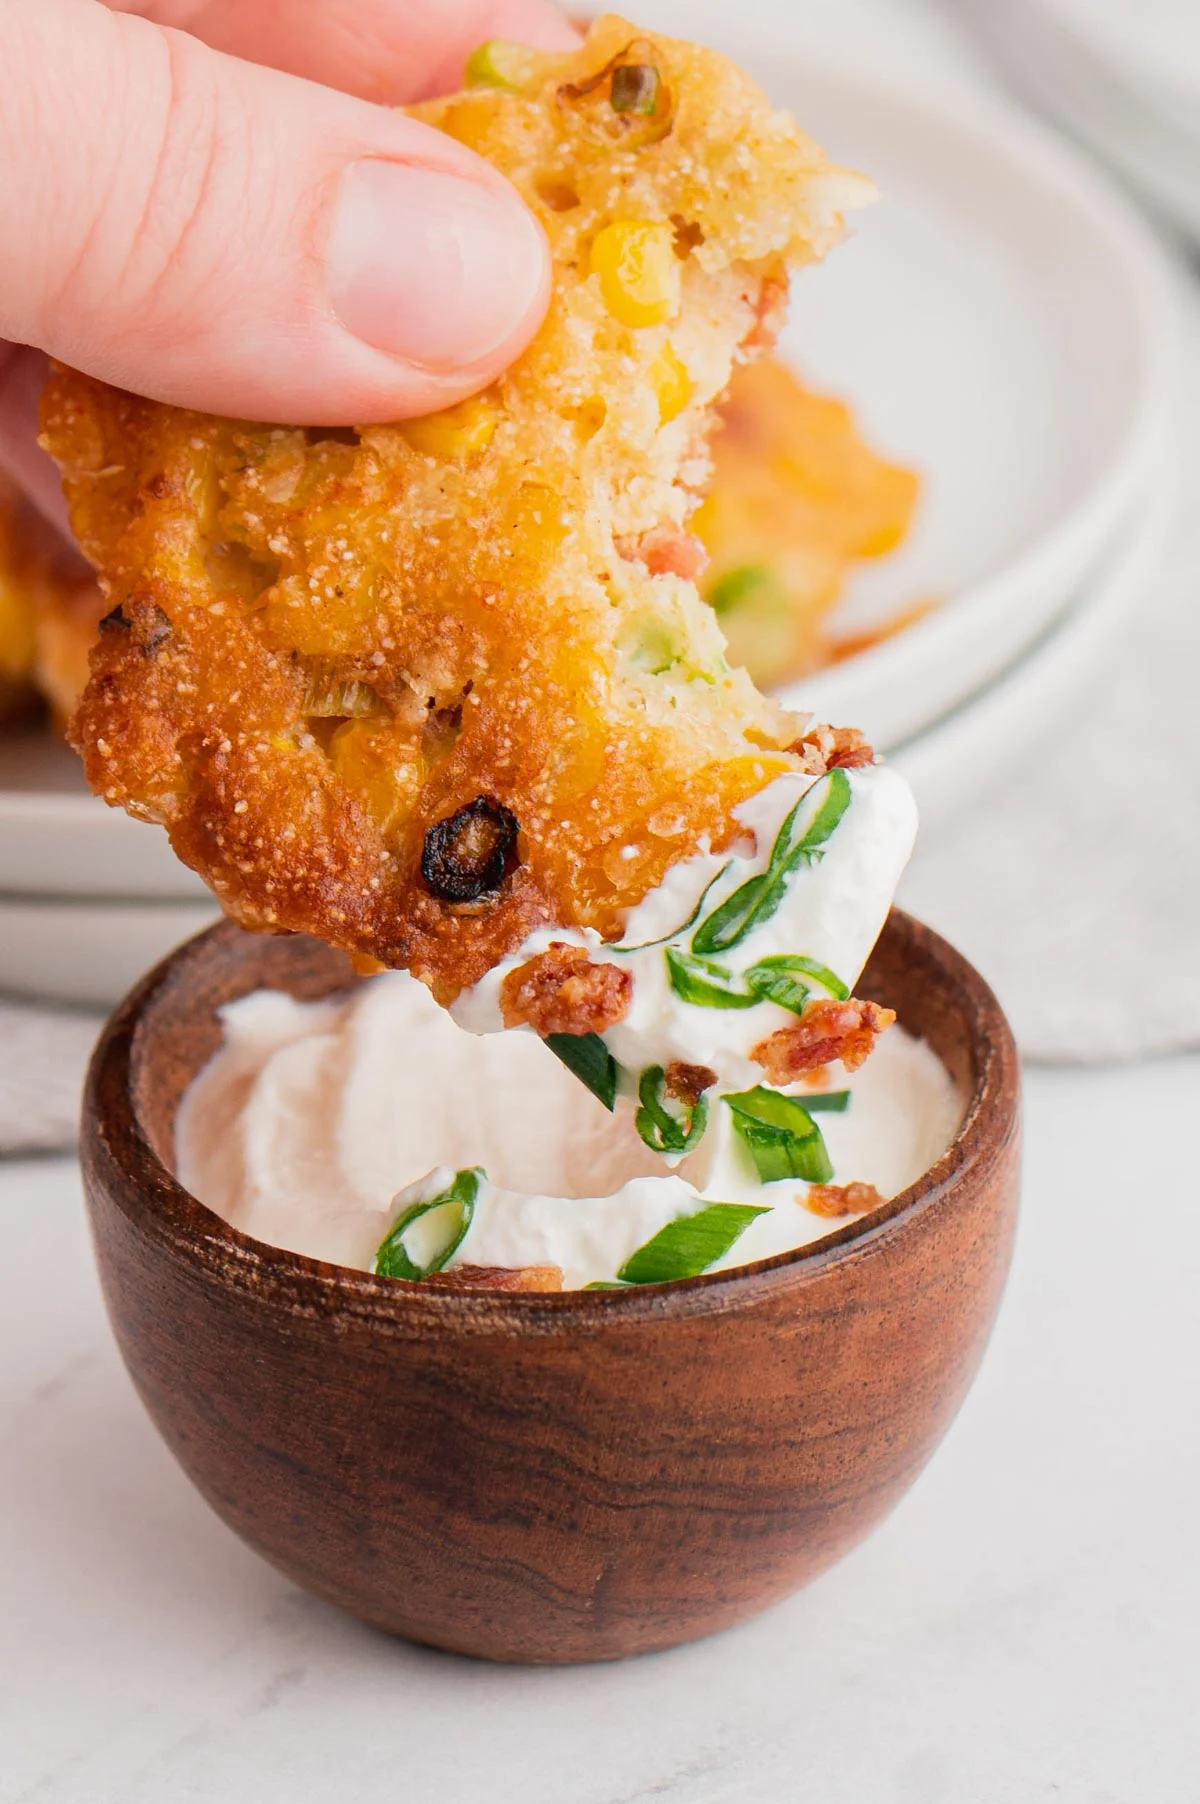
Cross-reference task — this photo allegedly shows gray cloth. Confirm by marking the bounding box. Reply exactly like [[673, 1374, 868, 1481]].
[[899, 276, 1200, 1063], [0, 1000, 100, 1155]]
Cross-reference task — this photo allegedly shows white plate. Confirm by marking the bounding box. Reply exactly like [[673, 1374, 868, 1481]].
[[0, 52, 1176, 898], [0, 894, 219, 1009], [959, 0, 1200, 241], [893, 488, 1168, 831], [0, 729, 208, 898], [761, 57, 1173, 743]]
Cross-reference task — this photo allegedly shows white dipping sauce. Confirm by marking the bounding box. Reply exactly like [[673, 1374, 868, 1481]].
[[177, 973, 962, 1289], [452, 764, 918, 1094], [177, 760, 961, 1288]]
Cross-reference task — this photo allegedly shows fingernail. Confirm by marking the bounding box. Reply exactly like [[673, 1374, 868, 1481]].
[[328, 161, 547, 370]]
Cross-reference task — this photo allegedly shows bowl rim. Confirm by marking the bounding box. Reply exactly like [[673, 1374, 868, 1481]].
[[82, 908, 1019, 1335]]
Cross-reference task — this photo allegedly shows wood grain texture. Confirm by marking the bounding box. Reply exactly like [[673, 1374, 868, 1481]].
[[81, 910, 1020, 1663]]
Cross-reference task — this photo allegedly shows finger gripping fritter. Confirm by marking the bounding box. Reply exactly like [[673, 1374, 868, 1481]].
[[42, 14, 873, 1002]]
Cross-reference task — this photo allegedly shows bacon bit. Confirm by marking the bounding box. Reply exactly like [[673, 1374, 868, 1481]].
[[664, 1061, 717, 1105], [789, 721, 875, 774], [804, 1181, 883, 1219], [753, 998, 895, 1083], [423, 1264, 564, 1292], [616, 525, 709, 580], [500, 941, 632, 1037], [742, 272, 789, 350]]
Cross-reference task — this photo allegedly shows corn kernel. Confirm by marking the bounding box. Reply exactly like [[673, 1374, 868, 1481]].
[[589, 221, 681, 329], [401, 395, 498, 460], [329, 722, 416, 835], [650, 345, 692, 423]]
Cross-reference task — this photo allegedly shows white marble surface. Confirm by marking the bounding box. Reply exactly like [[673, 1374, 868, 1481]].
[[3, 2, 1198, 1798], [2, 1054, 1199, 1803]]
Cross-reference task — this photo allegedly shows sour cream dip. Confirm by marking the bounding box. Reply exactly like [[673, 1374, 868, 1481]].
[[452, 763, 917, 1095], [177, 968, 963, 1289]]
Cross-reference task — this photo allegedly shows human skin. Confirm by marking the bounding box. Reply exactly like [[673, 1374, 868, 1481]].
[[0, 0, 576, 530]]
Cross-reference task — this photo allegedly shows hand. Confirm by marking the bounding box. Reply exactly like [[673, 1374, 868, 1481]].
[[0, 0, 575, 526]]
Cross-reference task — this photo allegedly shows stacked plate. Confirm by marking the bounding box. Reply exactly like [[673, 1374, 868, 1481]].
[[0, 55, 1176, 1007], [958, 0, 1200, 242]]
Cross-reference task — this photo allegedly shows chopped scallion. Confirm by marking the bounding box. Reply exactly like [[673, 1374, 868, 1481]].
[[464, 39, 558, 94], [635, 1065, 709, 1156], [789, 1089, 850, 1113], [545, 1032, 619, 1110], [372, 1167, 481, 1281], [301, 662, 385, 719], [612, 861, 732, 953], [707, 563, 778, 617], [744, 953, 849, 1014], [610, 62, 661, 115], [724, 1088, 834, 1184], [617, 1202, 769, 1284], [665, 947, 758, 1009], [691, 769, 852, 956]]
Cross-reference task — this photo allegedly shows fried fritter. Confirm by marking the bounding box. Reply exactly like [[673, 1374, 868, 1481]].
[[696, 357, 919, 689], [0, 475, 38, 720], [43, 15, 873, 1001], [0, 472, 105, 725]]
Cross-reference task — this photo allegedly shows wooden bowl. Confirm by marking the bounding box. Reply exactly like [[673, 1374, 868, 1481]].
[[81, 909, 1019, 1664]]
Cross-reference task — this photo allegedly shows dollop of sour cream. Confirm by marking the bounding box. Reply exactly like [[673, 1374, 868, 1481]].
[[453, 763, 918, 1096], [175, 757, 967, 1284], [177, 974, 959, 1287], [177, 760, 960, 1288]]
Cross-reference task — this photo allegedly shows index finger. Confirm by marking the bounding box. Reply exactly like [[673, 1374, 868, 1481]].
[[108, 0, 579, 103]]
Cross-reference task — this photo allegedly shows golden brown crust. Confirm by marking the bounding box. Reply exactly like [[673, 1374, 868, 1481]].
[[423, 1264, 565, 1292], [752, 997, 895, 1082], [499, 942, 632, 1036], [42, 15, 871, 999], [804, 1180, 883, 1218]]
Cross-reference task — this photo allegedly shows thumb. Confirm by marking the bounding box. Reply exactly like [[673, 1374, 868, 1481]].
[[1, 0, 552, 423]]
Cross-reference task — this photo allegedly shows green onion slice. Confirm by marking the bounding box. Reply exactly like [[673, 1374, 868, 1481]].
[[372, 1167, 482, 1281], [464, 39, 560, 93], [301, 662, 386, 719], [665, 947, 759, 1009], [545, 1032, 619, 1110], [610, 62, 661, 114], [724, 1088, 834, 1185], [691, 769, 852, 956], [707, 563, 779, 617], [617, 1202, 769, 1284], [744, 953, 849, 1014], [789, 1089, 850, 1113], [635, 1065, 710, 1156], [612, 861, 732, 954]]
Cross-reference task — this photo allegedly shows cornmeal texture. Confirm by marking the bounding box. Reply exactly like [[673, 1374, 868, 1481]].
[[42, 14, 870, 999]]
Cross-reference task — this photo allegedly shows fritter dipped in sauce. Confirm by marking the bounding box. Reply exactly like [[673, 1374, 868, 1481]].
[[42, 15, 875, 1006]]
